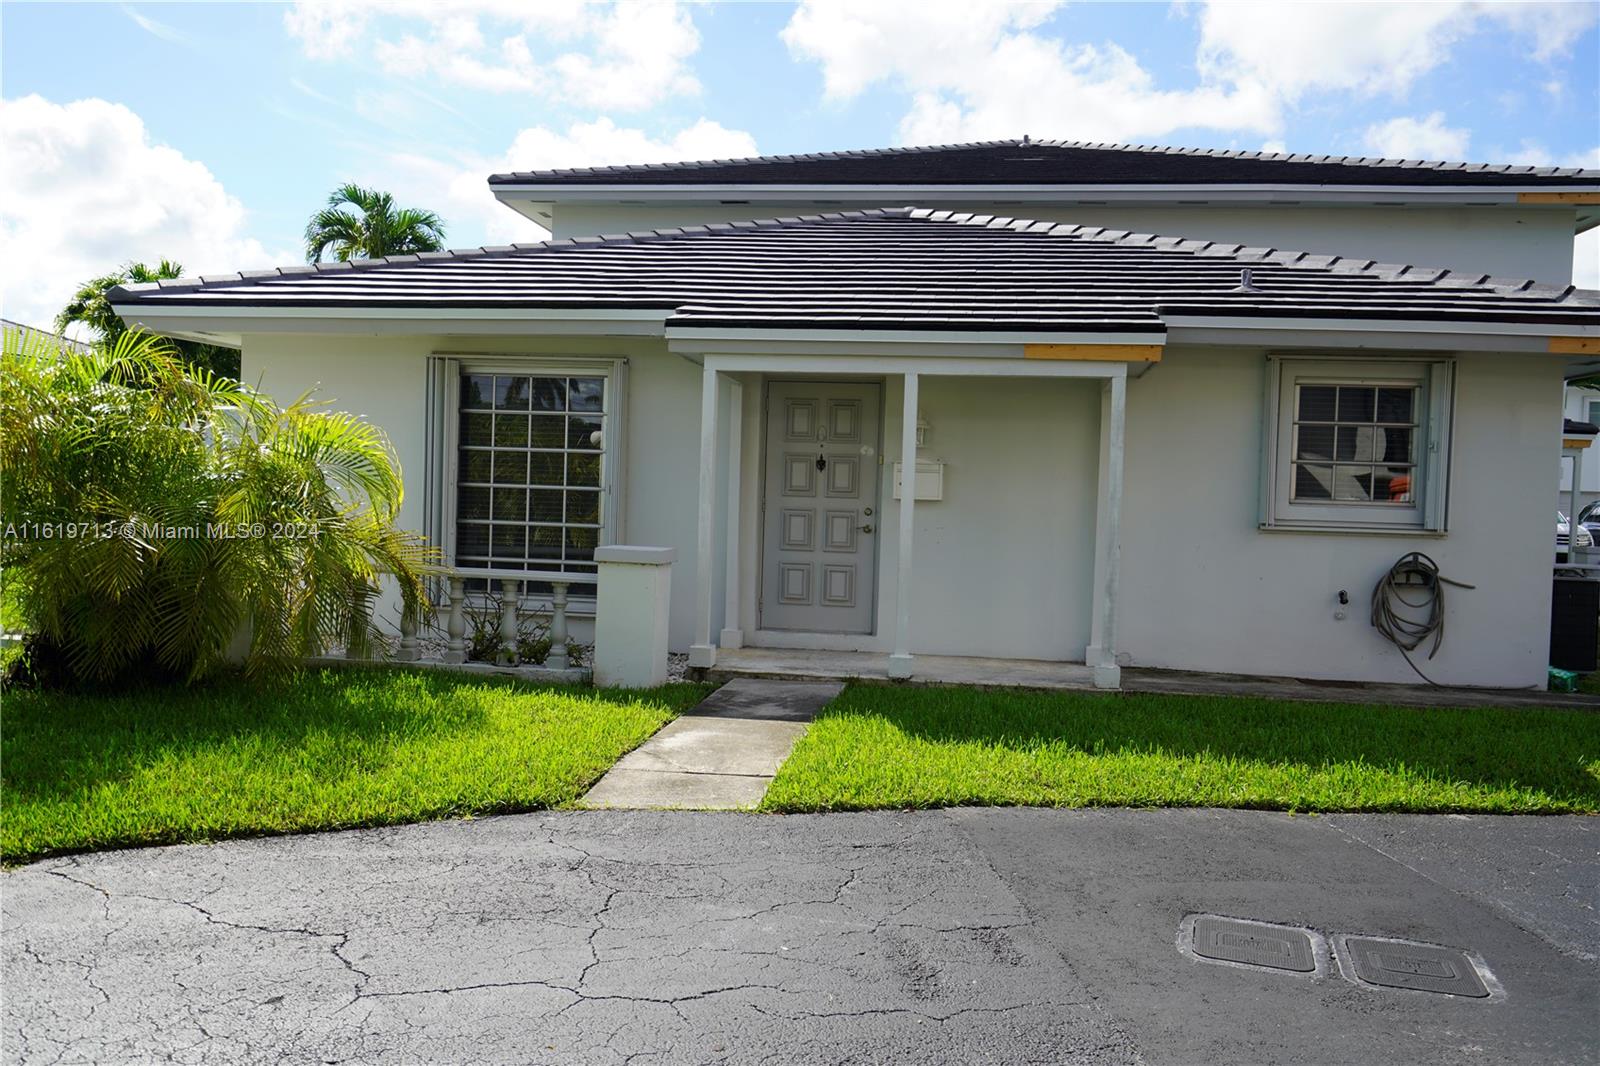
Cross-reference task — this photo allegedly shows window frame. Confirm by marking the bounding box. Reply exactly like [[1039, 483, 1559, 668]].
[[425, 353, 628, 605], [1260, 354, 1454, 534]]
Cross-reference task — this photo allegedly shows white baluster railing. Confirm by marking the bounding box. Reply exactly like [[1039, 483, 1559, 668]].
[[397, 599, 420, 662], [546, 581, 570, 670], [443, 575, 467, 664], [497, 577, 520, 665], [346, 587, 372, 659]]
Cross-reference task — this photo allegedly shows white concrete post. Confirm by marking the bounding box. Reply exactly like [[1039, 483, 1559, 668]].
[[546, 581, 570, 670], [1086, 371, 1127, 689], [594, 546, 676, 687], [443, 575, 466, 664], [720, 377, 744, 649], [689, 366, 719, 669], [497, 577, 520, 666], [888, 371, 920, 680]]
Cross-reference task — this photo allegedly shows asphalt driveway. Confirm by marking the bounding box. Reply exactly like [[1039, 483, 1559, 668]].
[[4, 809, 1595, 1065]]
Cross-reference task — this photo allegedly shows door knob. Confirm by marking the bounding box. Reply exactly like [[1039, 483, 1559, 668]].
[[857, 524, 874, 534]]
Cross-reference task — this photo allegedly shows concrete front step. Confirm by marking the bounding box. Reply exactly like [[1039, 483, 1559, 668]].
[[578, 678, 843, 810]]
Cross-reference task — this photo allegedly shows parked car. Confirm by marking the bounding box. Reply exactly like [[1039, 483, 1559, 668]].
[[1577, 501, 1600, 543], [1558, 511, 1593, 560]]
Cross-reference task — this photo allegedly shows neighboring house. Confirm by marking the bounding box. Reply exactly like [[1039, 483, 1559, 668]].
[[1561, 383, 1600, 513], [112, 140, 1600, 690], [2, 318, 91, 353]]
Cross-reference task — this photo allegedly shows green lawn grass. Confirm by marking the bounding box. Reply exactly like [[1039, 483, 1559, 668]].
[[762, 684, 1600, 814], [2, 667, 710, 864]]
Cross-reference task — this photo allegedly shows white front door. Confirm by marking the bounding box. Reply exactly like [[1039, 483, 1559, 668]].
[[760, 381, 882, 634]]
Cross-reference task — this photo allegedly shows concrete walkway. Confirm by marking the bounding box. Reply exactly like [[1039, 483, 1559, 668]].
[[578, 678, 841, 810]]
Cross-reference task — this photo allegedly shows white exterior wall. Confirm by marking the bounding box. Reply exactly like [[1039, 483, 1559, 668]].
[[241, 332, 704, 648], [553, 202, 1578, 285], [243, 334, 1564, 686], [734, 375, 1102, 661], [1120, 347, 1564, 688], [889, 376, 1101, 659]]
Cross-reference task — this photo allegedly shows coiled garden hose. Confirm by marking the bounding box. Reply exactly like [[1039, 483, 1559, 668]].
[[1370, 552, 1475, 686]]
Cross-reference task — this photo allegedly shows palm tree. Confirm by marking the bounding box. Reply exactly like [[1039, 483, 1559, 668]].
[[304, 184, 447, 263], [56, 259, 239, 378], [56, 259, 184, 340]]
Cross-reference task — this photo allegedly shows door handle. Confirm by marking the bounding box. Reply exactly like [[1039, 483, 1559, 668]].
[[857, 524, 874, 534]]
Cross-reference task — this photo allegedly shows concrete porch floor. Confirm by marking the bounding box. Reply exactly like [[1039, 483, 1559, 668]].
[[708, 647, 1100, 689], [706, 647, 1600, 710]]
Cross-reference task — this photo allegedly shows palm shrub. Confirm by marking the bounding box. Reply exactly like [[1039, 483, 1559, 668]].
[[0, 327, 435, 685]]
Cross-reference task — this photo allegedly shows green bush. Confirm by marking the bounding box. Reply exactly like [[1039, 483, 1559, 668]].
[[0, 327, 435, 685]]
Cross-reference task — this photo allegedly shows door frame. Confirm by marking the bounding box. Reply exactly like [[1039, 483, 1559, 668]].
[[755, 377, 887, 640]]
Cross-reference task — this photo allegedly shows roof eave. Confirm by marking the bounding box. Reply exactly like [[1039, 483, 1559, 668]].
[[109, 303, 672, 342], [489, 181, 1600, 206]]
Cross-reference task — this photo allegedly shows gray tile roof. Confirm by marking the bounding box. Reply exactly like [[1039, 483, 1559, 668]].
[[110, 208, 1600, 333], [488, 138, 1600, 188]]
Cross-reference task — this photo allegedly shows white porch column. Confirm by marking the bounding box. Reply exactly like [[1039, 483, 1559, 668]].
[[1569, 448, 1583, 535], [1086, 369, 1127, 689], [719, 377, 745, 649], [689, 365, 720, 668], [888, 371, 920, 679]]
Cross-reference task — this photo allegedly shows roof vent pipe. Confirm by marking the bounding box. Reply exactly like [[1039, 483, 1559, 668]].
[[1233, 268, 1261, 293]]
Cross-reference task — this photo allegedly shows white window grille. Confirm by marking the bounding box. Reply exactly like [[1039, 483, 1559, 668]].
[[425, 356, 626, 603]]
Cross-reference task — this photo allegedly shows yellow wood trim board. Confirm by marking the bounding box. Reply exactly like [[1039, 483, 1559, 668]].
[[1516, 192, 1600, 205], [1024, 343, 1164, 362], [1550, 337, 1600, 355], [1564, 438, 1594, 450]]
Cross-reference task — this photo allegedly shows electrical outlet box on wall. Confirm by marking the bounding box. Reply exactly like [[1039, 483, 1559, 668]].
[[892, 459, 945, 501]]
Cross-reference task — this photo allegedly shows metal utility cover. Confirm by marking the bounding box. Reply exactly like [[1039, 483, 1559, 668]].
[[1191, 917, 1315, 972], [1343, 937, 1489, 997]]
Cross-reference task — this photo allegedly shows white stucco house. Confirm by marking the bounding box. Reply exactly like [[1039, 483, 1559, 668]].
[[112, 140, 1600, 690]]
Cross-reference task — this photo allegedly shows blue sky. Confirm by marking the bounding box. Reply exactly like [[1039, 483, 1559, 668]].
[[2, 1, 1597, 330]]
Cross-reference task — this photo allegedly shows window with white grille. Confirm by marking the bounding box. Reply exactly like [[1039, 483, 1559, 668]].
[[1264, 356, 1453, 532], [437, 361, 621, 599]]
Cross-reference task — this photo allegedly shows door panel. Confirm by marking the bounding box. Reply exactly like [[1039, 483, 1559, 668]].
[[761, 381, 882, 634]]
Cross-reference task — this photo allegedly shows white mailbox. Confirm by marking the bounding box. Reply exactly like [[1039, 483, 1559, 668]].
[[891, 459, 945, 501]]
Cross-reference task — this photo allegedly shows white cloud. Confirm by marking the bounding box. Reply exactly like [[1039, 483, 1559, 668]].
[[1363, 112, 1471, 160], [783, 0, 1278, 144], [782, 0, 1597, 147], [285, 0, 699, 111], [1194, 1, 1596, 101], [1497, 143, 1600, 169], [121, 4, 192, 46], [379, 117, 760, 246], [0, 95, 290, 334]]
